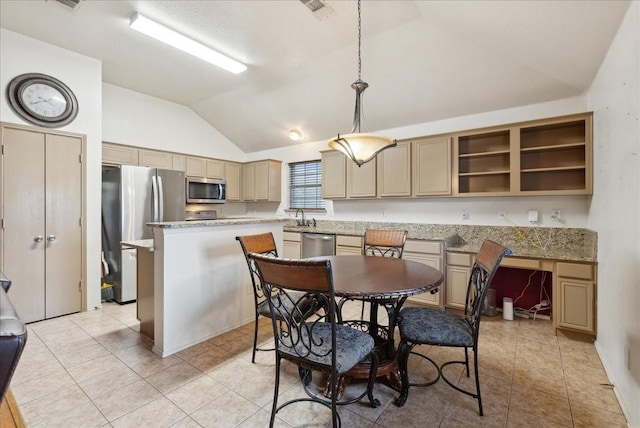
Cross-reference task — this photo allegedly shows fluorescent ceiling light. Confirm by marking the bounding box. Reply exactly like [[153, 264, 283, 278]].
[[129, 12, 247, 74]]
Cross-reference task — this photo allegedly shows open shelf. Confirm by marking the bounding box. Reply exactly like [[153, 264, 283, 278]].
[[454, 113, 591, 196]]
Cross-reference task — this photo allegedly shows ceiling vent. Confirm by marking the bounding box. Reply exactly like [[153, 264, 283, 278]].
[[48, 0, 83, 11], [300, 0, 336, 21]]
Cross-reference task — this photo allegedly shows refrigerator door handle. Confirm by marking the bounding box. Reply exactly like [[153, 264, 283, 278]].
[[151, 175, 159, 222], [157, 176, 164, 222]]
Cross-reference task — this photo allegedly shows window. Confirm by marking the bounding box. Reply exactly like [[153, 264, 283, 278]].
[[289, 160, 324, 210]]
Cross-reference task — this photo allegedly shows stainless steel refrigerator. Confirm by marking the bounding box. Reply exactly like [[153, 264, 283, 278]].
[[102, 165, 185, 303]]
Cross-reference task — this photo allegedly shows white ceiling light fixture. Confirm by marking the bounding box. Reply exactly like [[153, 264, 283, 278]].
[[129, 12, 247, 74], [327, 0, 396, 167], [288, 129, 303, 141]]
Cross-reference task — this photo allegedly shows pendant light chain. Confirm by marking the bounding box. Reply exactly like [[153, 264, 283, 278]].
[[357, 0, 362, 82]]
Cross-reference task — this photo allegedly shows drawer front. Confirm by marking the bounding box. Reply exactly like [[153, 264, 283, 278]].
[[404, 240, 442, 255], [283, 232, 301, 242], [446, 252, 472, 267], [336, 235, 363, 248], [500, 257, 540, 270], [556, 262, 593, 280]]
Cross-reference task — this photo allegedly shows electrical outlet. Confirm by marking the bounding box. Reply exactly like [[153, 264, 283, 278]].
[[498, 211, 506, 220], [551, 209, 562, 221], [462, 210, 469, 220], [528, 209, 539, 223], [625, 344, 631, 371]]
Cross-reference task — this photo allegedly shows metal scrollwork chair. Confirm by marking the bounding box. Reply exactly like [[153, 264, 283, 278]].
[[236, 232, 312, 363], [363, 229, 408, 258], [395, 240, 512, 416], [338, 229, 408, 334], [250, 253, 380, 428]]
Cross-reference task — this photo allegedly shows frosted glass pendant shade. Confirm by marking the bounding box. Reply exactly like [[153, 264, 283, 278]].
[[328, 133, 396, 166]]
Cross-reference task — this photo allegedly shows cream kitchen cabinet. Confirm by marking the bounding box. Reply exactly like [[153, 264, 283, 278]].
[[412, 136, 452, 196], [225, 161, 241, 201], [377, 141, 411, 197], [321, 150, 346, 199], [206, 159, 225, 179], [347, 158, 376, 198], [403, 240, 444, 308], [1, 124, 83, 323], [283, 232, 301, 259], [243, 160, 281, 202], [102, 142, 138, 166], [171, 154, 186, 171], [445, 252, 474, 309], [186, 156, 206, 177], [336, 235, 363, 255], [138, 149, 172, 169], [554, 262, 596, 335]]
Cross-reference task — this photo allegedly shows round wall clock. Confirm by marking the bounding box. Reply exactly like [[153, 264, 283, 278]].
[[7, 73, 79, 128]]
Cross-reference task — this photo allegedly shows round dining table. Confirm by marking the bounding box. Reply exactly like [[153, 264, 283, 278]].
[[312, 255, 444, 392]]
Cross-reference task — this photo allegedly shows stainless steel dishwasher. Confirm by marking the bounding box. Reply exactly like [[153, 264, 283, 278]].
[[301, 233, 336, 258]]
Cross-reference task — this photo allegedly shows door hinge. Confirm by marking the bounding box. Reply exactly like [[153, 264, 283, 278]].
[[1, 145, 4, 155], [79, 153, 82, 163], [79, 217, 82, 227], [1, 218, 3, 230], [79, 280, 82, 291]]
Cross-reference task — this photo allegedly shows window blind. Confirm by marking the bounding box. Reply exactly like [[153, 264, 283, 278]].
[[288, 160, 324, 209]]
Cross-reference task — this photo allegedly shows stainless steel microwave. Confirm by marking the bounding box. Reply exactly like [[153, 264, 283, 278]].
[[186, 177, 226, 204]]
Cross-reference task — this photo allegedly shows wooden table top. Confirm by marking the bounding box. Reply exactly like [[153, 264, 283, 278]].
[[313, 255, 444, 300]]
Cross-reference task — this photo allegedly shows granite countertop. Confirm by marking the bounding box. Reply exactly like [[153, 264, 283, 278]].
[[121, 239, 154, 251], [147, 217, 288, 229], [284, 220, 597, 263]]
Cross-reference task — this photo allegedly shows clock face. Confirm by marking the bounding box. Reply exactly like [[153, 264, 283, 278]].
[[20, 83, 68, 118], [7, 73, 78, 128]]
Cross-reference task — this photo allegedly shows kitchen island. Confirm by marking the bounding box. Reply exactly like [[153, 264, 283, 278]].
[[145, 217, 287, 357]]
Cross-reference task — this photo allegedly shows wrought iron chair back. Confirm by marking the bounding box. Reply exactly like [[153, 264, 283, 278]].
[[250, 253, 379, 428], [363, 229, 408, 258], [235, 232, 278, 362], [395, 239, 511, 416]]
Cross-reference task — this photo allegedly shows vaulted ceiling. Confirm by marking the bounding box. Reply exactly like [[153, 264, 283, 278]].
[[0, 1, 630, 152]]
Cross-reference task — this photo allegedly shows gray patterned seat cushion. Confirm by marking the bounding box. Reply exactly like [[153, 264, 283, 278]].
[[279, 322, 374, 374], [399, 307, 474, 347]]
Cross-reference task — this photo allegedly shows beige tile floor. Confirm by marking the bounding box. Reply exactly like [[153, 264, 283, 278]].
[[10, 302, 627, 427]]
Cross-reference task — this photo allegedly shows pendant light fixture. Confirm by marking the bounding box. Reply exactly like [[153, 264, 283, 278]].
[[327, 0, 396, 166]]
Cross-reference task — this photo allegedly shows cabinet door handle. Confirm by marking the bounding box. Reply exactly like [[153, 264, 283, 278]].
[[47, 235, 56, 242], [34, 235, 44, 243]]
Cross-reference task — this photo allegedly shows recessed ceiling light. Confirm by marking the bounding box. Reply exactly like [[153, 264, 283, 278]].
[[129, 12, 247, 74], [289, 129, 303, 141]]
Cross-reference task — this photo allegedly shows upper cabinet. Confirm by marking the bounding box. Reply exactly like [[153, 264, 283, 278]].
[[225, 162, 241, 202], [377, 141, 411, 197], [138, 149, 172, 169], [102, 142, 138, 166], [185, 156, 206, 178], [321, 150, 347, 199], [347, 157, 376, 198], [206, 159, 225, 179], [453, 113, 592, 196], [454, 128, 513, 196], [412, 136, 451, 196], [519, 117, 592, 194], [243, 160, 281, 202]]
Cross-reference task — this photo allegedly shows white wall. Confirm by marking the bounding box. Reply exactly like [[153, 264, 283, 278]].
[[0, 29, 102, 310], [102, 83, 246, 162], [248, 96, 592, 228], [586, 2, 640, 425]]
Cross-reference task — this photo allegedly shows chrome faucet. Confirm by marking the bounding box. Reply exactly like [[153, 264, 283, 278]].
[[295, 209, 307, 226]]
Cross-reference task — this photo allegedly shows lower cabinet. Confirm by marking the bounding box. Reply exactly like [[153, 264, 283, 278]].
[[445, 252, 473, 309], [554, 262, 596, 335], [336, 235, 362, 255], [283, 232, 301, 259], [403, 240, 444, 308]]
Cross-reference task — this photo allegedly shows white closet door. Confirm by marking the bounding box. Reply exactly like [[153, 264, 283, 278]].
[[1, 127, 46, 323], [45, 133, 82, 319]]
